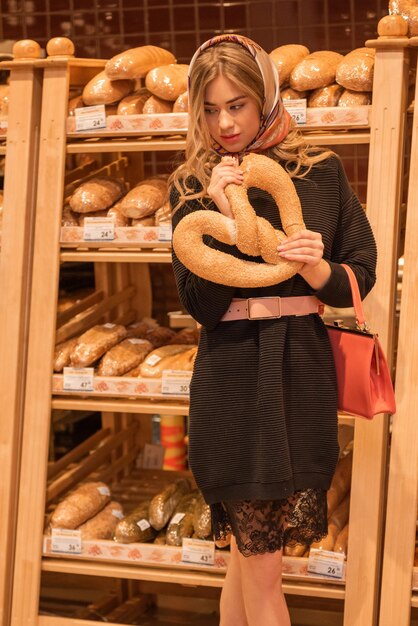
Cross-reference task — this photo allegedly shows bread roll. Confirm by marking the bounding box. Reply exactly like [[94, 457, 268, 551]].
[[145, 64, 189, 101], [68, 95, 84, 116], [192, 492, 212, 539], [82, 70, 134, 106], [69, 177, 126, 214], [114, 501, 156, 543], [338, 89, 371, 107], [140, 345, 192, 377], [166, 492, 198, 546], [54, 337, 79, 372], [49, 482, 111, 530], [116, 88, 151, 115], [97, 338, 153, 376], [78, 501, 124, 540], [105, 45, 177, 80], [71, 323, 127, 367], [142, 95, 173, 114], [120, 178, 167, 219], [308, 83, 344, 107], [269, 44, 310, 86], [290, 51, 344, 91], [336, 47, 375, 92], [281, 87, 308, 100], [107, 201, 130, 226], [173, 91, 188, 112]]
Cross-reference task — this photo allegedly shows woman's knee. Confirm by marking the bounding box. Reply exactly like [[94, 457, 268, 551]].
[[238, 549, 283, 591]]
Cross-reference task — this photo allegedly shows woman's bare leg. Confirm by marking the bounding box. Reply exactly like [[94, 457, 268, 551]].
[[238, 548, 291, 626], [219, 536, 249, 626]]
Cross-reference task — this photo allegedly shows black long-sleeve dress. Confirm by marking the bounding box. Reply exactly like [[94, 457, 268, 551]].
[[170, 154, 377, 555]]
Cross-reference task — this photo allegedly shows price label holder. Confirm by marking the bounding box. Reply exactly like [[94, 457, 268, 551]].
[[75, 104, 106, 132], [63, 367, 94, 392], [83, 217, 115, 241], [283, 98, 307, 126], [182, 537, 215, 566], [51, 529, 82, 555], [161, 370, 192, 396], [0, 119, 8, 131], [158, 223, 172, 242], [307, 548, 345, 580]]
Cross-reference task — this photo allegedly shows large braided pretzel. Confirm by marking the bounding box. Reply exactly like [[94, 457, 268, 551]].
[[172, 153, 305, 288]]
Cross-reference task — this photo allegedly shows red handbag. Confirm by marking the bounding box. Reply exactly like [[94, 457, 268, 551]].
[[325, 264, 396, 420]]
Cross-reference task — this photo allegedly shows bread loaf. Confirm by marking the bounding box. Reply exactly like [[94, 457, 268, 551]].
[[145, 325, 176, 347], [54, 337, 79, 372], [105, 46, 177, 80], [173, 91, 188, 112], [114, 501, 157, 543], [284, 543, 306, 556], [97, 338, 153, 376], [153, 529, 167, 544], [71, 323, 127, 367], [310, 522, 340, 552], [145, 64, 189, 101], [78, 501, 124, 540], [116, 88, 151, 115], [149, 478, 191, 530], [336, 47, 375, 92], [168, 327, 200, 345], [154, 202, 171, 225], [132, 216, 155, 227], [69, 177, 126, 214], [308, 84, 344, 107], [120, 178, 167, 219], [107, 201, 130, 226], [140, 344, 192, 377], [82, 71, 134, 106], [168, 346, 198, 371], [290, 51, 344, 91], [329, 493, 350, 530], [62, 204, 80, 226], [334, 523, 349, 555], [269, 44, 310, 86], [389, 0, 418, 35], [49, 482, 111, 530], [192, 492, 212, 538], [142, 95, 173, 114], [125, 318, 159, 339], [281, 87, 308, 100], [327, 452, 352, 515], [338, 89, 371, 107], [166, 492, 198, 546]]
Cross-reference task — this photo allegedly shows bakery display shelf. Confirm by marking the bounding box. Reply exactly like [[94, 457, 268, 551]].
[[60, 227, 171, 248], [60, 249, 172, 263], [51, 396, 189, 416], [66, 136, 187, 154]]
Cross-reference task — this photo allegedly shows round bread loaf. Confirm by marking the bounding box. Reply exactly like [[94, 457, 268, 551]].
[[338, 89, 371, 107], [269, 44, 310, 86], [308, 83, 344, 107], [116, 88, 151, 115], [173, 91, 189, 112], [290, 50, 344, 91], [142, 95, 173, 114], [335, 47, 375, 92], [281, 87, 308, 100]]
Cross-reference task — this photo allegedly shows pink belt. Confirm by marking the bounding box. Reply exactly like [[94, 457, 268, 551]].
[[220, 296, 324, 321]]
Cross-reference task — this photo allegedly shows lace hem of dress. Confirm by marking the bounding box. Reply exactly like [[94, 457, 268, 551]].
[[210, 488, 328, 557]]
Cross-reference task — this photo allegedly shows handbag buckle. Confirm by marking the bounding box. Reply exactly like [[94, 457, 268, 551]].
[[247, 297, 281, 320]]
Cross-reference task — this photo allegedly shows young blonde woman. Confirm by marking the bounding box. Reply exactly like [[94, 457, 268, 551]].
[[169, 34, 377, 626]]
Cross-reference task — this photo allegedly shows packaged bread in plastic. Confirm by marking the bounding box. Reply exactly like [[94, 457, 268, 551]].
[[308, 84, 344, 107], [290, 51, 344, 91], [78, 501, 124, 540], [173, 91, 188, 112], [168, 346, 198, 371], [49, 482, 111, 530], [140, 344, 192, 377], [145, 64, 189, 101], [154, 202, 171, 225], [144, 325, 176, 347], [116, 88, 151, 115], [149, 478, 191, 530], [97, 338, 153, 376], [62, 204, 79, 226], [336, 47, 375, 92], [71, 323, 127, 367], [269, 44, 310, 86], [168, 327, 200, 345], [105, 45, 176, 80], [142, 95, 173, 114], [114, 501, 157, 543], [281, 87, 308, 100], [338, 90, 371, 107], [68, 94, 84, 116], [166, 492, 198, 546], [334, 523, 349, 555], [82, 70, 134, 106], [53, 337, 79, 372], [69, 177, 126, 214], [120, 177, 167, 219], [125, 317, 159, 339], [193, 492, 212, 539], [389, 0, 418, 36], [132, 216, 155, 227], [107, 201, 130, 227], [327, 451, 352, 514]]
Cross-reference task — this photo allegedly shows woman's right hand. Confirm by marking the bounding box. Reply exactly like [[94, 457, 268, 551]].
[[207, 157, 244, 218]]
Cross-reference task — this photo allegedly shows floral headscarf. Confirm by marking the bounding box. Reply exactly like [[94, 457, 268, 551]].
[[188, 34, 292, 155]]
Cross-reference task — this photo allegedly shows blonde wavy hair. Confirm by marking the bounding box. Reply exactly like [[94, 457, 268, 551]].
[[169, 42, 333, 208]]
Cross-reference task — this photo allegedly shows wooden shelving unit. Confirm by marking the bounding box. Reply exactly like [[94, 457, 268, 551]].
[[5, 32, 411, 626], [0, 41, 44, 626]]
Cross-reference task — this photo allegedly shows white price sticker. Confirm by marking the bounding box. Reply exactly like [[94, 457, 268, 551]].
[[283, 98, 307, 125], [51, 528, 82, 555], [158, 223, 172, 242], [83, 217, 115, 241], [137, 519, 151, 531], [146, 354, 162, 366], [161, 370, 192, 396], [112, 508, 124, 520], [182, 537, 215, 566], [97, 485, 111, 496], [75, 104, 106, 131], [170, 513, 185, 525], [307, 548, 345, 579], [63, 367, 94, 392]]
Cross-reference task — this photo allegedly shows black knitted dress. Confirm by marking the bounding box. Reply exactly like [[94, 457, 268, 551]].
[[170, 155, 377, 556]]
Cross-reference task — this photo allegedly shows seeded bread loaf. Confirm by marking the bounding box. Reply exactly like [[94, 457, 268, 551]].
[[97, 338, 153, 376], [71, 323, 127, 367], [120, 178, 167, 219], [69, 177, 126, 214], [49, 482, 111, 530], [338, 89, 371, 107], [78, 501, 124, 540], [290, 51, 344, 91], [336, 47, 375, 92], [269, 44, 310, 86]]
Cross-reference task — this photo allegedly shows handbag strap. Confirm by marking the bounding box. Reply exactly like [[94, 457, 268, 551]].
[[341, 263, 367, 328]]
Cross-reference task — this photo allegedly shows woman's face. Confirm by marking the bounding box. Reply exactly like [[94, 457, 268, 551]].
[[203, 73, 261, 153]]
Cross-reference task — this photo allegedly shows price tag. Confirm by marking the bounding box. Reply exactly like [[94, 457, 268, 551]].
[[97, 485, 111, 496], [112, 508, 124, 520], [182, 537, 215, 566], [283, 98, 307, 125], [137, 519, 151, 531], [75, 104, 106, 131], [51, 528, 82, 555], [83, 217, 115, 241], [63, 367, 94, 392], [158, 223, 172, 242], [307, 548, 345, 579], [161, 370, 192, 396], [170, 513, 185, 525], [146, 353, 162, 366], [0, 119, 8, 131]]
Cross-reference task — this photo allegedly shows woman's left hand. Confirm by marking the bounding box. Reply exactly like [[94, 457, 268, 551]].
[[277, 229, 324, 269]]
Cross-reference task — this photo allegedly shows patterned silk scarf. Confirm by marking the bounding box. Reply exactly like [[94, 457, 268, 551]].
[[188, 34, 292, 155]]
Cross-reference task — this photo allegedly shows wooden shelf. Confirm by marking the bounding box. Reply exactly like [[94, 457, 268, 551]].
[[60, 249, 172, 263], [66, 137, 187, 154], [51, 396, 189, 415]]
